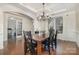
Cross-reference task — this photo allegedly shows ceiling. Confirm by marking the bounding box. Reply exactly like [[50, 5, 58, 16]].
[[20, 3, 77, 15], [0, 3, 78, 19]]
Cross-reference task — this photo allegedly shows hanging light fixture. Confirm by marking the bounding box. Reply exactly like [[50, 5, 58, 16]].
[[37, 3, 49, 21]]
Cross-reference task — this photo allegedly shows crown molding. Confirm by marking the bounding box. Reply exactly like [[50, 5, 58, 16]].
[[9, 3, 37, 20], [19, 3, 37, 13]]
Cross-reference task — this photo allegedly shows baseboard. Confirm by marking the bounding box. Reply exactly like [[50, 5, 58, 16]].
[[77, 43, 79, 47], [76, 31, 79, 47], [58, 38, 76, 42], [0, 49, 3, 55], [3, 36, 23, 42], [0, 43, 3, 49], [58, 39, 77, 43]]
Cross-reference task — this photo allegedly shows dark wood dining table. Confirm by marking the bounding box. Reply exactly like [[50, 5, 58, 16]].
[[32, 34, 48, 55]]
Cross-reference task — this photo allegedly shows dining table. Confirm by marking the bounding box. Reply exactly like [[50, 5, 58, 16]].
[[32, 34, 48, 55]]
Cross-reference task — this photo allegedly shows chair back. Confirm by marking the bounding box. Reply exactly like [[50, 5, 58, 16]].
[[54, 30, 58, 40], [23, 31, 28, 54], [49, 28, 54, 42], [23, 31, 36, 55], [35, 31, 39, 34], [54, 30, 58, 48], [23, 31, 27, 42]]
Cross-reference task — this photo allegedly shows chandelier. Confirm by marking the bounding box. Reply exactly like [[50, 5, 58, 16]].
[[37, 3, 49, 21]]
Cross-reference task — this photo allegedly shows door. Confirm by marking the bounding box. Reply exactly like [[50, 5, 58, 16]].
[[8, 17, 16, 42]]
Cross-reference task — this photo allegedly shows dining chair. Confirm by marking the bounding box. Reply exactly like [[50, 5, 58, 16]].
[[35, 31, 39, 34], [27, 31, 37, 55], [49, 29, 54, 47], [42, 28, 55, 55], [23, 31, 37, 55], [42, 36, 51, 54], [23, 31, 28, 55], [53, 30, 58, 49], [49, 29, 58, 50]]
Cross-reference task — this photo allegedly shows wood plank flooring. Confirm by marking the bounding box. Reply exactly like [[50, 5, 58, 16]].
[[57, 40, 77, 55], [0, 39, 78, 55], [3, 39, 56, 55]]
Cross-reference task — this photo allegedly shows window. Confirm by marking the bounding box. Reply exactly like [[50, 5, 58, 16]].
[[48, 16, 63, 34], [55, 16, 63, 33]]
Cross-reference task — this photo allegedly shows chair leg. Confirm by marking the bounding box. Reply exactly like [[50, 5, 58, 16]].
[[48, 44, 51, 55], [30, 46, 36, 55], [24, 43, 27, 55], [24, 49, 27, 55], [55, 40, 57, 49], [51, 43, 54, 51]]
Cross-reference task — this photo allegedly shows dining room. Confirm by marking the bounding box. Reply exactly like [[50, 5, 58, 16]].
[[0, 3, 79, 55]]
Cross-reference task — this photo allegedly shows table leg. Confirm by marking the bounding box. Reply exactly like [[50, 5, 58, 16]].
[[37, 41, 42, 55]]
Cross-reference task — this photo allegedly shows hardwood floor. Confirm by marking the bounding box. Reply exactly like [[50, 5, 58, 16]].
[[77, 47, 79, 55], [0, 39, 78, 55], [3, 39, 56, 55], [0, 50, 3, 55], [57, 40, 78, 55], [3, 40, 24, 55]]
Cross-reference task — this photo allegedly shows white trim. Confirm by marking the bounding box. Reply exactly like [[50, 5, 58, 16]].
[[47, 9, 67, 15], [0, 33, 3, 49], [57, 30, 77, 42], [75, 31, 79, 47], [75, 31, 79, 34], [0, 45, 3, 49], [7, 3, 36, 20], [19, 3, 37, 13]]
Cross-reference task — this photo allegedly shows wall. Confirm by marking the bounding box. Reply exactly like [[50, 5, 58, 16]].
[[75, 8, 79, 47], [23, 15, 33, 31], [51, 11, 76, 42], [0, 10, 4, 49], [33, 19, 48, 34]]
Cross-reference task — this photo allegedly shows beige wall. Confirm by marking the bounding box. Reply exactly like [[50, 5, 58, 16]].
[[76, 8, 79, 47], [33, 19, 49, 34], [23, 16, 33, 31], [51, 11, 76, 42], [0, 10, 4, 49], [76, 8, 79, 31]]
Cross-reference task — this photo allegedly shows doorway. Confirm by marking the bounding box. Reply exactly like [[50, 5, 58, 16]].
[[7, 17, 16, 43]]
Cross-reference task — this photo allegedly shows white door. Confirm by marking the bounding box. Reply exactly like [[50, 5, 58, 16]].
[[8, 17, 16, 42]]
